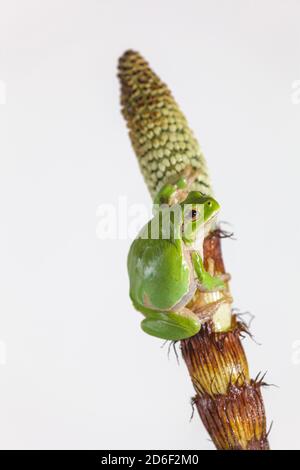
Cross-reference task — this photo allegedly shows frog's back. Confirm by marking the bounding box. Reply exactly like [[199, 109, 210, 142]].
[[127, 219, 191, 311]]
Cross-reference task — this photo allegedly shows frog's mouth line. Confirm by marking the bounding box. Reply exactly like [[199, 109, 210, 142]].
[[183, 212, 219, 251], [204, 212, 219, 237]]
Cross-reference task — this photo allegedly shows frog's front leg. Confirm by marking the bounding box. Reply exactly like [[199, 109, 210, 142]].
[[141, 309, 201, 341], [153, 177, 187, 208], [191, 251, 226, 292]]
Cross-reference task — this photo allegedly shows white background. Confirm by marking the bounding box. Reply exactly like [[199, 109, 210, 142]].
[[0, 0, 299, 450]]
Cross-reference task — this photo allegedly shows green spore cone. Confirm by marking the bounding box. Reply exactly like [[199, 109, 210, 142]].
[[118, 50, 212, 198]]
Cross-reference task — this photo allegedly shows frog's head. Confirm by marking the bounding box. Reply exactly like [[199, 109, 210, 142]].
[[180, 191, 220, 245]]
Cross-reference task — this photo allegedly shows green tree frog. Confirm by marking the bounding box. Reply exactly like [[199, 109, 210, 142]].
[[127, 190, 225, 341]]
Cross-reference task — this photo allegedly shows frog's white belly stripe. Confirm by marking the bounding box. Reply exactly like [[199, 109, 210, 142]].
[[172, 283, 197, 311], [171, 246, 197, 311]]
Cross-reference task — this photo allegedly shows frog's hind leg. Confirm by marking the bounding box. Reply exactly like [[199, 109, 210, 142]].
[[141, 309, 200, 341]]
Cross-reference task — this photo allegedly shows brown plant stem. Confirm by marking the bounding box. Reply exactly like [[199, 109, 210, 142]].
[[118, 50, 270, 450], [181, 231, 269, 450]]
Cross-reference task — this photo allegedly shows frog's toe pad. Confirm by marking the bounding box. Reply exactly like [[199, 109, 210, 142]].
[[141, 312, 200, 341]]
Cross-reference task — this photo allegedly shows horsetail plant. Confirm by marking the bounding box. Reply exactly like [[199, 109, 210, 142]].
[[118, 50, 270, 450]]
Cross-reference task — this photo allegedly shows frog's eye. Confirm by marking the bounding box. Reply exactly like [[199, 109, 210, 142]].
[[187, 209, 199, 221]]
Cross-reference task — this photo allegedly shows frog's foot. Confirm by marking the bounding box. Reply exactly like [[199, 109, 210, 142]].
[[192, 293, 233, 332], [197, 272, 227, 292], [219, 272, 231, 283], [153, 167, 201, 208], [141, 310, 201, 341], [194, 293, 233, 320]]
